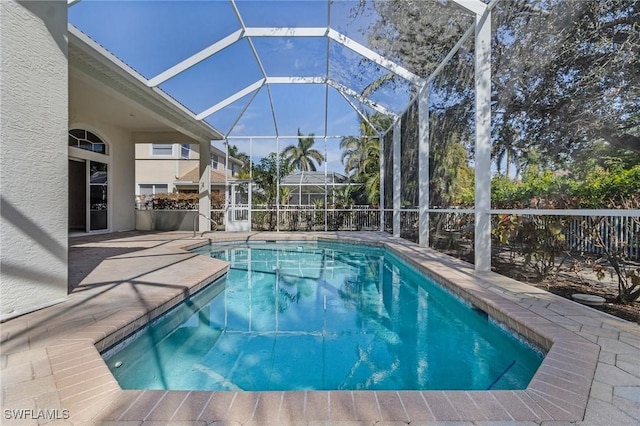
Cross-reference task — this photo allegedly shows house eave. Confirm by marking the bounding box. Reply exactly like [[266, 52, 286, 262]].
[[68, 25, 223, 143]]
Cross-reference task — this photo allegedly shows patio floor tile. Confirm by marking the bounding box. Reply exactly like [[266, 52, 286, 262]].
[[1, 231, 637, 425]]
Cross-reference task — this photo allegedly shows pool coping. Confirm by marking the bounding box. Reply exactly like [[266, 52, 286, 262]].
[[5, 231, 637, 424]]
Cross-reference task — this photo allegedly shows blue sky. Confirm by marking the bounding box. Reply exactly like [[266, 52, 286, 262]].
[[69, 0, 418, 172]]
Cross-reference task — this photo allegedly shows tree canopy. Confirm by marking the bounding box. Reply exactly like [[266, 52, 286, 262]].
[[282, 130, 324, 172], [252, 152, 294, 205], [359, 0, 640, 170]]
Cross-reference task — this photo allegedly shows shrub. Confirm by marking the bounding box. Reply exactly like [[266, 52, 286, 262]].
[[137, 192, 225, 210]]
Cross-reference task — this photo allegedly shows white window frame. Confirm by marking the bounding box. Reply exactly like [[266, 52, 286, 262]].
[[138, 183, 169, 196], [150, 143, 174, 157]]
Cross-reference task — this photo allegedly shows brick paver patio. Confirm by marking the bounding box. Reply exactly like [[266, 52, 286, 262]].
[[1, 231, 638, 425]]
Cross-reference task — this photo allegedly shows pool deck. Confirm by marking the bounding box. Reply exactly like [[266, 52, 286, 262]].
[[1, 231, 639, 425]]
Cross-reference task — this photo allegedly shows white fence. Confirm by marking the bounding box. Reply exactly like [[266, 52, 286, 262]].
[[566, 215, 640, 261]]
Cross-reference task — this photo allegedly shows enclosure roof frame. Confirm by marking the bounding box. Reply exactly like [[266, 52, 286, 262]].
[[69, 0, 456, 138]]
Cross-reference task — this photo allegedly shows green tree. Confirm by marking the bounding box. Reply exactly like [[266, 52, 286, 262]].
[[279, 186, 292, 205], [341, 136, 379, 180], [332, 184, 356, 208], [252, 152, 294, 205], [226, 143, 251, 178], [356, 0, 640, 168], [428, 125, 475, 209], [340, 113, 391, 205], [251, 153, 294, 230], [282, 130, 324, 172]]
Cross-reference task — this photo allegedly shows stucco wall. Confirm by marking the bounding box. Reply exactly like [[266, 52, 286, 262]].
[[135, 210, 200, 231], [178, 159, 200, 177], [0, 1, 69, 317], [135, 159, 180, 188]]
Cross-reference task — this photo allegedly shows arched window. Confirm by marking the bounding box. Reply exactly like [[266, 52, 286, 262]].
[[68, 129, 107, 154]]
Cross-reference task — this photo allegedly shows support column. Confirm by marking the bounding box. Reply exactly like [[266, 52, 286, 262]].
[[225, 139, 230, 228], [324, 136, 328, 232], [393, 119, 401, 237], [379, 133, 385, 232], [418, 86, 430, 247], [276, 137, 280, 232], [249, 137, 253, 231], [199, 140, 211, 232], [474, 11, 492, 271]]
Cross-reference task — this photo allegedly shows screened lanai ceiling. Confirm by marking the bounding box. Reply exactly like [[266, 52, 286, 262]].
[[68, 0, 480, 139]]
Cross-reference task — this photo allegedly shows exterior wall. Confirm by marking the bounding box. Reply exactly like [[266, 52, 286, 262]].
[[135, 210, 199, 231], [135, 143, 179, 160], [0, 1, 69, 317], [135, 158, 181, 192], [178, 159, 199, 177], [136, 142, 198, 160]]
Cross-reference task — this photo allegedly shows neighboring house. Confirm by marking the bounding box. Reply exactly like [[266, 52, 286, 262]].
[[135, 143, 243, 196], [280, 171, 350, 205]]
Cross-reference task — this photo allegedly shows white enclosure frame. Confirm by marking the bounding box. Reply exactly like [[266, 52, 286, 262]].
[[69, 0, 639, 272]]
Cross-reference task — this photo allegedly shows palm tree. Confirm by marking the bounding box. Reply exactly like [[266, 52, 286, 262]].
[[279, 186, 292, 205], [341, 135, 380, 179], [340, 136, 365, 178], [340, 112, 391, 205], [361, 140, 382, 205], [226, 143, 251, 178], [333, 184, 356, 208], [282, 129, 324, 172], [493, 123, 521, 179]]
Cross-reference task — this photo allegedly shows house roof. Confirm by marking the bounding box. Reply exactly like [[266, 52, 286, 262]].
[[176, 166, 233, 185], [280, 171, 349, 186]]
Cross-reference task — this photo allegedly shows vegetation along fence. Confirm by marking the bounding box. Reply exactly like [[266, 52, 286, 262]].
[[492, 213, 639, 262], [250, 206, 381, 232], [565, 215, 639, 261], [394, 212, 639, 262], [136, 195, 638, 260]]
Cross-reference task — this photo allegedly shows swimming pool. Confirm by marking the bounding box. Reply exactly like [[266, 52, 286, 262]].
[[103, 241, 543, 391]]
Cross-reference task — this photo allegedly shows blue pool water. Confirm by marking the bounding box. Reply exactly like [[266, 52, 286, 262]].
[[103, 241, 543, 391]]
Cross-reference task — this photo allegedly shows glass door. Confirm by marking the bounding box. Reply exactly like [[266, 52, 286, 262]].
[[89, 161, 108, 231]]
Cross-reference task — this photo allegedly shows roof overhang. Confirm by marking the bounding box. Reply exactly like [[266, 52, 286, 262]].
[[68, 25, 223, 143]]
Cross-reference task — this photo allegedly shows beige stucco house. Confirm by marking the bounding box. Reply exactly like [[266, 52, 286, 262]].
[[134, 142, 243, 196]]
